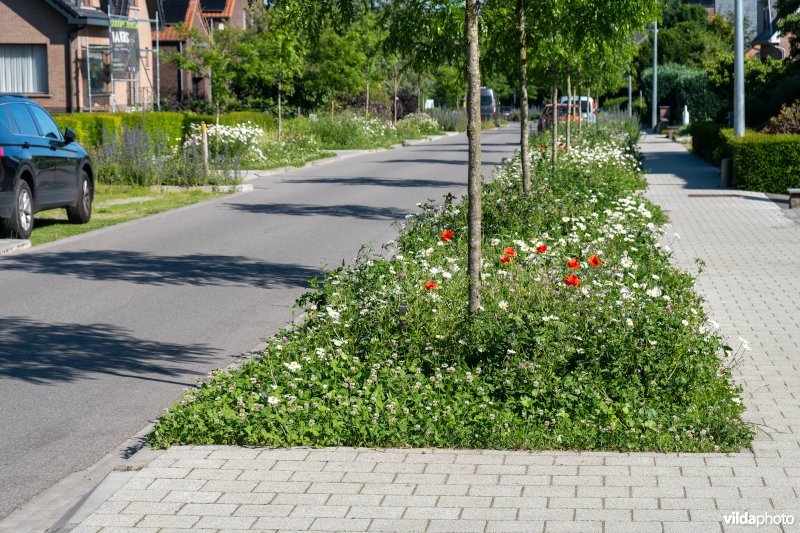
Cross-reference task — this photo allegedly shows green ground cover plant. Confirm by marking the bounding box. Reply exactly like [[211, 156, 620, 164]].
[[148, 119, 752, 452], [28, 185, 225, 246]]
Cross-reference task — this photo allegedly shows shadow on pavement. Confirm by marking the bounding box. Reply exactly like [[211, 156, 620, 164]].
[[228, 202, 409, 221], [283, 177, 464, 188], [0, 317, 214, 384], [0, 251, 321, 288]]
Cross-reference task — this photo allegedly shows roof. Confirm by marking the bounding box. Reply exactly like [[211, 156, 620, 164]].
[[44, 0, 109, 25], [200, 0, 235, 18], [153, 0, 207, 42]]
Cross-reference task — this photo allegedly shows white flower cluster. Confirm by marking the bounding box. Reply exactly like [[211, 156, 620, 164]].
[[183, 122, 267, 161]]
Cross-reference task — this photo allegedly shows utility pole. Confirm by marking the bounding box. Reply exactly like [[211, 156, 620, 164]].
[[734, 0, 745, 137], [651, 20, 658, 131]]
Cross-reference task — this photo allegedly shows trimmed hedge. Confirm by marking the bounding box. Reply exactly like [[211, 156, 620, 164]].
[[728, 132, 800, 193], [688, 121, 727, 164], [51, 111, 275, 149]]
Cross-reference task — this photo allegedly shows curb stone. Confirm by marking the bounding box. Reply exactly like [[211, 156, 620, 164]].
[[0, 239, 30, 256]]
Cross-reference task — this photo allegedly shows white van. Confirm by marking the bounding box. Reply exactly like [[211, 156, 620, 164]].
[[560, 96, 596, 124]]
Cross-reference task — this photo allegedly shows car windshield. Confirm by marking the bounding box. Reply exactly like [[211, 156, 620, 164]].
[[480, 95, 493, 106]]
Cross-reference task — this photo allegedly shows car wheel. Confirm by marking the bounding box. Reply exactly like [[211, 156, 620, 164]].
[[0, 179, 34, 239], [66, 170, 93, 224]]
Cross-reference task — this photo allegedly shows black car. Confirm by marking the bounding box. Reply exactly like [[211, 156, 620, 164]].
[[0, 95, 93, 239]]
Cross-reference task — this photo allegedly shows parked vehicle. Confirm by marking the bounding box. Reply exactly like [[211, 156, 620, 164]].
[[0, 95, 93, 239], [560, 95, 597, 123], [536, 103, 580, 131], [480, 88, 500, 126]]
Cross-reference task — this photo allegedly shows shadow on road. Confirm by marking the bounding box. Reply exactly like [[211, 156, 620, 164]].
[[0, 317, 215, 384], [283, 177, 464, 188], [380, 158, 466, 166], [228, 202, 409, 221], [0, 251, 321, 288]]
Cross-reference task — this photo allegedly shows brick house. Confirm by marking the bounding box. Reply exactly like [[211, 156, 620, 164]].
[[715, 0, 793, 59], [0, 0, 156, 112], [148, 0, 247, 106]]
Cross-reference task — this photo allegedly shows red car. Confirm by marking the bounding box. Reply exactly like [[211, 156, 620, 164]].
[[537, 103, 580, 131]]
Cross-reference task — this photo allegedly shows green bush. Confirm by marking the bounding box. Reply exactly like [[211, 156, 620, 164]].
[[688, 121, 727, 164], [642, 63, 727, 123], [728, 132, 800, 193], [51, 113, 122, 148], [52, 112, 184, 149]]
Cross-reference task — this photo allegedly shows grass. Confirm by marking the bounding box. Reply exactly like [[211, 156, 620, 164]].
[[146, 119, 752, 453], [29, 185, 227, 246]]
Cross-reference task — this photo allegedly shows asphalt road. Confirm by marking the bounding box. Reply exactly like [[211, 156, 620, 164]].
[[0, 125, 522, 518]]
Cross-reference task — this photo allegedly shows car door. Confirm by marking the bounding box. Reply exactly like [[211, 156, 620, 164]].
[[28, 104, 78, 204], [4, 102, 57, 206]]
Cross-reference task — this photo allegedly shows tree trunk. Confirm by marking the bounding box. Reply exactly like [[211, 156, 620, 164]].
[[577, 75, 582, 137], [566, 69, 572, 147], [278, 55, 283, 140], [466, 0, 482, 315], [550, 63, 558, 176], [366, 79, 370, 117], [517, 0, 531, 195]]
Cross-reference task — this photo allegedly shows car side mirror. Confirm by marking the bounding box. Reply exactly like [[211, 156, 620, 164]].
[[63, 127, 76, 145]]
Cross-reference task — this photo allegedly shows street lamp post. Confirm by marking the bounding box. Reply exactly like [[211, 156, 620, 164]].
[[734, 0, 745, 137], [651, 20, 658, 131]]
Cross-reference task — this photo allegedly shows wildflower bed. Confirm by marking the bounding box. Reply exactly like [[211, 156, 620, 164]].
[[147, 121, 752, 452]]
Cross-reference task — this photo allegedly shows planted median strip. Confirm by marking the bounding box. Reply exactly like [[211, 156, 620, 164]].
[[147, 119, 752, 452]]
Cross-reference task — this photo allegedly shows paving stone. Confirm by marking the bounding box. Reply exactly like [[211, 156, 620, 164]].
[[136, 515, 200, 529], [426, 519, 489, 533], [288, 505, 349, 518], [232, 504, 293, 517], [403, 506, 460, 520], [161, 490, 222, 503], [178, 503, 237, 516], [193, 515, 257, 529], [308, 517, 371, 531], [367, 518, 428, 531], [486, 520, 546, 532]]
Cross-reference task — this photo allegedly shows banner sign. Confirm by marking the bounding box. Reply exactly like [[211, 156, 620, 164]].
[[110, 18, 139, 74]]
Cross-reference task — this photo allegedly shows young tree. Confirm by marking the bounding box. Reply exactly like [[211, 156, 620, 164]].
[[168, 24, 242, 121], [465, 0, 482, 315]]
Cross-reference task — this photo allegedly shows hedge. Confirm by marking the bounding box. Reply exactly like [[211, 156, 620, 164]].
[[51, 111, 276, 149], [727, 132, 800, 193], [688, 121, 727, 165]]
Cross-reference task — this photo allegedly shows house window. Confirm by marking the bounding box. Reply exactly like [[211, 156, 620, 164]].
[[0, 44, 48, 94], [86, 48, 110, 94]]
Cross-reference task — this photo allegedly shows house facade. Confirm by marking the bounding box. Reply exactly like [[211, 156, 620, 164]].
[[0, 0, 156, 113], [148, 0, 247, 106], [715, 0, 792, 59]]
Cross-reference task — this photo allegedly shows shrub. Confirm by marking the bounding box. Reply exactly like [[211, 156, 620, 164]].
[[762, 99, 800, 135], [426, 109, 468, 132], [728, 132, 800, 193], [52, 112, 184, 149], [642, 63, 727, 123], [688, 121, 727, 164], [308, 112, 398, 149], [396, 112, 441, 138]]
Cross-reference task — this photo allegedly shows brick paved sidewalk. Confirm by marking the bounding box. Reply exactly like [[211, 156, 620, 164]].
[[72, 134, 799, 533]]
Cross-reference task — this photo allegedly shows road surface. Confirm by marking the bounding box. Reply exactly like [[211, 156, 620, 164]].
[[0, 126, 521, 518]]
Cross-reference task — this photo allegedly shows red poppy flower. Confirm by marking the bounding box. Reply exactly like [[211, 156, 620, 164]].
[[500, 255, 511, 264], [567, 258, 580, 270], [588, 254, 602, 267], [440, 229, 454, 242], [424, 280, 438, 291], [504, 246, 517, 257], [538, 144, 546, 149], [564, 274, 581, 287], [536, 244, 547, 253]]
